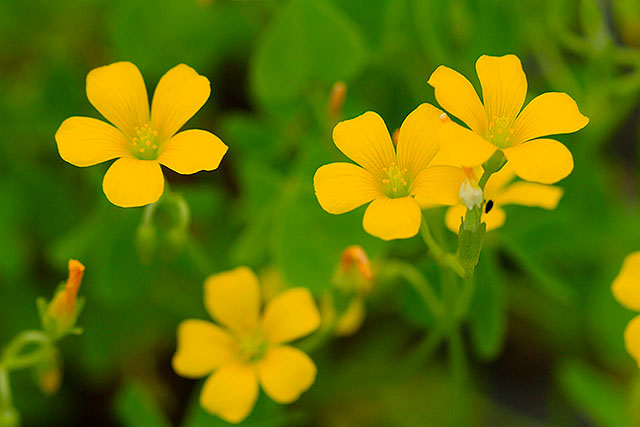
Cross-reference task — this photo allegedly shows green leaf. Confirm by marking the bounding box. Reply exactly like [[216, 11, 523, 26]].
[[250, 0, 366, 108], [114, 383, 171, 427], [468, 249, 507, 361], [275, 181, 382, 294], [557, 360, 631, 427]]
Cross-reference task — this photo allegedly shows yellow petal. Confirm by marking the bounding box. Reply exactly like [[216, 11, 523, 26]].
[[204, 267, 261, 334], [55, 117, 130, 167], [102, 158, 164, 207], [625, 315, 640, 368], [396, 103, 443, 178], [495, 182, 563, 209], [483, 163, 516, 198], [257, 345, 316, 404], [476, 54, 527, 122], [172, 319, 238, 379], [158, 130, 228, 175], [86, 62, 149, 137], [200, 362, 258, 424], [151, 64, 211, 140], [412, 166, 465, 207], [612, 252, 640, 311], [444, 204, 467, 233], [445, 204, 506, 233], [503, 138, 573, 184], [313, 163, 383, 215], [332, 111, 396, 180], [512, 92, 589, 144], [437, 121, 497, 167], [362, 196, 422, 241], [335, 297, 365, 336], [427, 65, 488, 135], [262, 288, 321, 344]]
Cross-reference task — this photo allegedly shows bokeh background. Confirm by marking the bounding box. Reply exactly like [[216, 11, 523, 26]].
[[1, 0, 640, 425]]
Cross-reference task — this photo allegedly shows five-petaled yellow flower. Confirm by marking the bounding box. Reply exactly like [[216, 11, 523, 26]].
[[55, 62, 228, 207], [314, 104, 465, 241], [612, 252, 640, 367], [445, 164, 563, 232], [428, 54, 589, 183], [172, 267, 321, 424]]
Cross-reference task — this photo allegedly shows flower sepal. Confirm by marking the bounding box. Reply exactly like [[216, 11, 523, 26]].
[[457, 206, 486, 278]]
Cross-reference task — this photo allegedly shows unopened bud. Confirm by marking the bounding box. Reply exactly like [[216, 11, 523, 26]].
[[41, 260, 86, 339], [459, 179, 483, 210], [328, 81, 347, 120], [340, 245, 373, 282], [35, 350, 62, 396]]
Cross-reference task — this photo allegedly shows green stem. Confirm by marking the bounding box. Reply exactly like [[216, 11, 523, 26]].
[[381, 260, 445, 319], [420, 216, 465, 278], [0, 369, 11, 410], [2, 330, 51, 371], [449, 326, 469, 427]]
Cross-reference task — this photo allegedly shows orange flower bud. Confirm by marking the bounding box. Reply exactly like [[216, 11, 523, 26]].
[[328, 81, 347, 119], [42, 259, 85, 338], [340, 245, 372, 282]]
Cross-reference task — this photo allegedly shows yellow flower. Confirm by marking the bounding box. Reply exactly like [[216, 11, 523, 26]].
[[428, 54, 589, 183], [172, 267, 321, 424], [612, 252, 640, 367], [313, 104, 465, 241], [445, 164, 563, 232], [56, 62, 228, 207]]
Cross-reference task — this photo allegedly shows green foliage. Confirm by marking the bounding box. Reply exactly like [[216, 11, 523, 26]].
[[1, 0, 640, 425]]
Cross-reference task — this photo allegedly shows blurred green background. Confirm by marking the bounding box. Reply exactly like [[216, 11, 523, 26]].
[[2, 0, 640, 425]]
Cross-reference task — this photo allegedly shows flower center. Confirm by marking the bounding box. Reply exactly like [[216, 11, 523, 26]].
[[381, 162, 410, 198], [131, 123, 161, 160], [237, 331, 267, 363], [487, 116, 515, 148]]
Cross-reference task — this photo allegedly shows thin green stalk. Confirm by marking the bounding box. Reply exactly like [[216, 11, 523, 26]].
[[2, 330, 51, 371], [381, 260, 445, 319], [0, 369, 12, 410], [420, 216, 465, 278], [449, 326, 469, 427]]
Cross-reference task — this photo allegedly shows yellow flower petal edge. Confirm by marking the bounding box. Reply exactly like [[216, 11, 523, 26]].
[[362, 197, 422, 241], [396, 103, 443, 180], [503, 138, 573, 184], [151, 64, 211, 140], [313, 163, 384, 215], [262, 288, 321, 344], [56, 117, 131, 167], [204, 266, 261, 334], [512, 92, 589, 144], [625, 315, 640, 368], [102, 158, 164, 207], [427, 66, 487, 134], [200, 362, 258, 424], [437, 121, 497, 167], [331, 111, 396, 180], [475, 54, 527, 122], [496, 182, 563, 209], [172, 319, 238, 379], [86, 61, 149, 137], [158, 129, 228, 174], [258, 346, 317, 404], [613, 252, 640, 311]]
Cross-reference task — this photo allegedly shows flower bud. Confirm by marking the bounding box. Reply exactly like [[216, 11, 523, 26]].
[[328, 81, 347, 120], [34, 350, 62, 396], [459, 168, 483, 210], [40, 260, 85, 339]]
